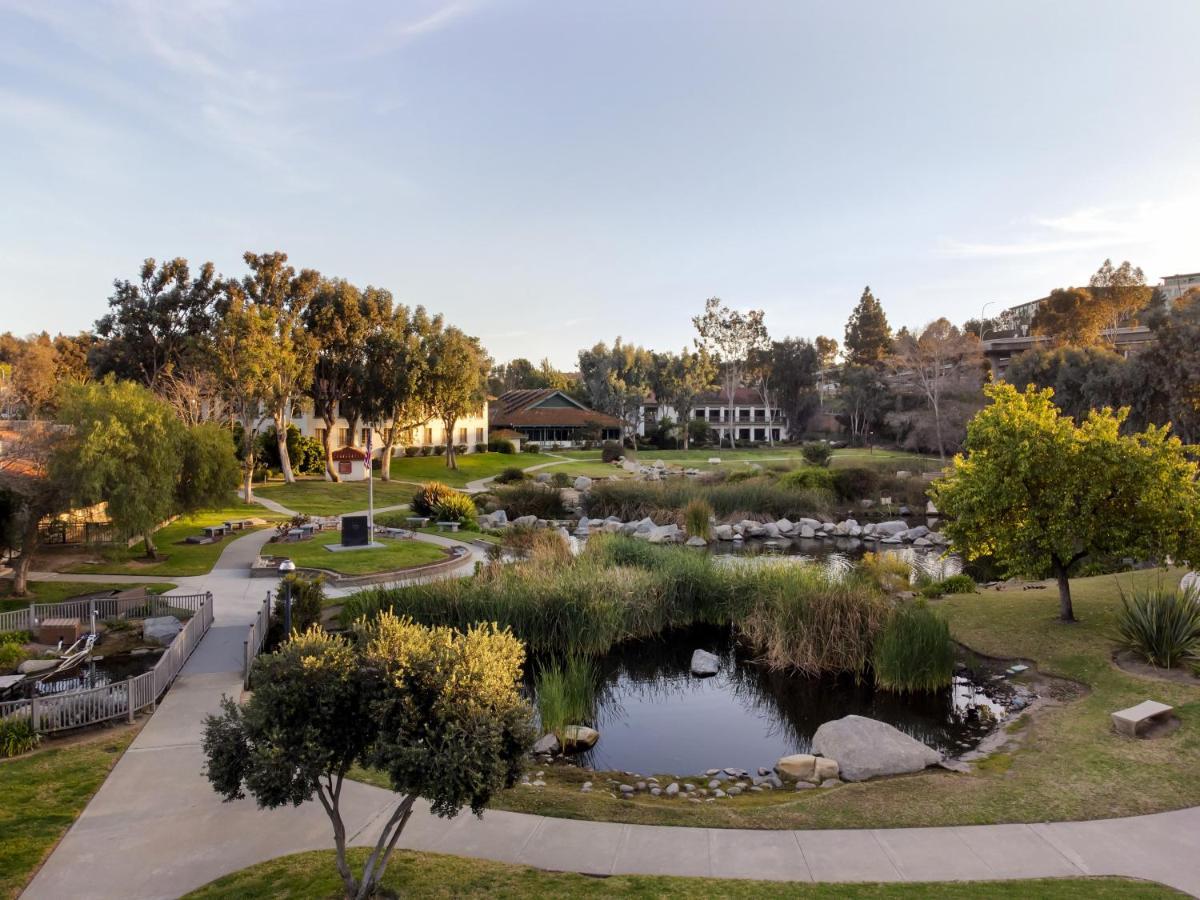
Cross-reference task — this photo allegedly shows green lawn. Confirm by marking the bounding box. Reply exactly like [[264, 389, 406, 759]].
[[255, 479, 416, 517], [0, 729, 136, 899], [63, 504, 276, 577], [269, 532, 448, 576], [422, 567, 1200, 830], [183, 850, 1178, 899], [387, 452, 560, 487], [0, 580, 177, 613], [413, 526, 502, 545]]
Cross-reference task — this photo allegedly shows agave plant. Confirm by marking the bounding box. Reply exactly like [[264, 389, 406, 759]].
[[1116, 583, 1200, 669]]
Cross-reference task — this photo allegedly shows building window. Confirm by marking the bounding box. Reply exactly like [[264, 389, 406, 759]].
[[338, 427, 350, 446], [425, 427, 434, 445], [315, 427, 327, 446], [475, 427, 484, 444], [458, 427, 467, 444], [361, 427, 371, 445]]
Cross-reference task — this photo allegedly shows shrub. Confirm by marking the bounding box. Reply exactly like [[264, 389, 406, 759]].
[[1116, 584, 1200, 668], [919, 574, 977, 598], [433, 444, 446, 456], [419, 446, 432, 456], [432, 491, 478, 525], [0, 641, 31, 672], [0, 630, 32, 645], [832, 466, 880, 502], [404, 446, 420, 457], [0, 717, 40, 757], [374, 511, 409, 528], [273, 573, 326, 638], [488, 439, 516, 454], [584, 478, 833, 522], [524, 442, 541, 454], [493, 466, 528, 485], [550, 471, 571, 488], [779, 467, 836, 491], [600, 441, 625, 463], [491, 482, 567, 519], [683, 498, 713, 540], [410, 481, 457, 517], [801, 442, 834, 467], [873, 601, 955, 692], [454, 444, 468, 456]]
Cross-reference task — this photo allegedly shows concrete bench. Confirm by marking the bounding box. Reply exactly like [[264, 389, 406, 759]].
[[1112, 700, 1174, 737], [406, 517, 430, 528], [435, 521, 461, 533], [202, 525, 227, 539]]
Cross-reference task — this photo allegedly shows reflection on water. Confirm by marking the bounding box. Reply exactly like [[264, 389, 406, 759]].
[[32, 653, 159, 696], [710, 540, 962, 581], [540, 624, 1008, 776]]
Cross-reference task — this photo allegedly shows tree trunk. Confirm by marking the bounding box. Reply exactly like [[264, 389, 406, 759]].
[[380, 424, 396, 483], [242, 422, 256, 502], [274, 410, 296, 483], [1053, 560, 1076, 623], [932, 399, 945, 462], [143, 528, 159, 560], [347, 413, 361, 447], [243, 461, 254, 503], [321, 414, 339, 483], [444, 417, 457, 469], [11, 517, 38, 595]]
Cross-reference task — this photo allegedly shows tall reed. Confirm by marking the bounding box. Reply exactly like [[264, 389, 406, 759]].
[[872, 601, 955, 692], [535, 654, 598, 742]]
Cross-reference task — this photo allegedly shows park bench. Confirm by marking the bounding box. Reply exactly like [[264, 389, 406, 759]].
[[406, 516, 430, 528], [435, 521, 460, 533], [1111, 700, 1174, 737], [202, 525, 227, 540]]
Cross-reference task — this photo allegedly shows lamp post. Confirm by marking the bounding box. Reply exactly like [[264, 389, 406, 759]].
[[278, 559, 297, 636], [979, 301, 996, 341]]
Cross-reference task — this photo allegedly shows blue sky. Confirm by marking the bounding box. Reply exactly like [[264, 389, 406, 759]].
[[2, 0, 1199, 367]]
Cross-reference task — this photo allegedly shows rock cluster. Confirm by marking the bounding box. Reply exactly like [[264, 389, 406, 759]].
[[811, 715, 942, 781]]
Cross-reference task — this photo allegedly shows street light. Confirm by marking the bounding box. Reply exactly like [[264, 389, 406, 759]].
[[278, 559, 297, 636], [979, 301, 996, 341]]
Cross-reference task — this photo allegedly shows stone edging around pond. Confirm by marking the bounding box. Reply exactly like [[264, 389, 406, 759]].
[[248, 544, 472, 587]]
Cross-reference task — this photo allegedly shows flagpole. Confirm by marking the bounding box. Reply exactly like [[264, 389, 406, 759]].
[[367, 429, 374, 537]]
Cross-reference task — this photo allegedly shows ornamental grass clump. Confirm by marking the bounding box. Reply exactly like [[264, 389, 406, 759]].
[[410, 481, 456, 517], [1116, 583, 1200, 669], [490, 482, 566, 519], [535, 654, 598, 744], [683, 498, 713, 540], [0, 716, 40, 757], [431, 491, 477, 525], [872, 601, 956, 693], [584, 479, 832, 522]]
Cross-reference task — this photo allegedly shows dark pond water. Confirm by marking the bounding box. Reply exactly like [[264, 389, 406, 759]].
[[31, 652, 160, 697], [543, 624, 1010, 777]]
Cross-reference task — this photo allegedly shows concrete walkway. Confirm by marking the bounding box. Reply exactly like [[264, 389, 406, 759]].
[[23, 528, 1200, 899]]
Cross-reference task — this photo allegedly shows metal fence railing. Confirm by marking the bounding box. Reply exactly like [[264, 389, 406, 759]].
[[243, 591, 273, 690], [0, 592, 214, 735]]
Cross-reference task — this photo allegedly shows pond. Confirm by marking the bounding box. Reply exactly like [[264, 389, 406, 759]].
[[541, 624, 1014, 777], [30, 651, 161, 697]]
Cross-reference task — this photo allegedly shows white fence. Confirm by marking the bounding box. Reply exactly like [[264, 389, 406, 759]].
[[0, 592, 213, 735], [0, 590, 209, 634], [243, 591, 273, 689]]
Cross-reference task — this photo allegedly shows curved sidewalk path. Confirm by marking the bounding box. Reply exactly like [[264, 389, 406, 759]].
[[23, 529, 1200, 899]]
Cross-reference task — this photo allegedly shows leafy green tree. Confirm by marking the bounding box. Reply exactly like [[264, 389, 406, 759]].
[[176, 422, 240, 513], [691, 298, 768, 448], [577, 339, 653, 440], [814, 335, 839, 368], [202, 617, 534, 900], [767, 337, 821, 441], [843, 287, 892, 367], [363, 305, 437, 482], [837, 364, 889, 444], [52, 379, 184, 559], [426, 325, 489, 469], [93, 257, 220, 388], [1089, 258, 1152, 334], [0, 423, 69, 595], [1006, 346, 1133, 425], [933, 383, 1200, 622], [11, 339, 60, 418], [213, 295, 275, 502], [649, 348, 716, 449], [1135, 298, 1200, 444], [1031, 287, 1108, 346]]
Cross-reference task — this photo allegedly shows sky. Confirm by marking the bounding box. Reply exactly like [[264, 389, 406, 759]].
[[2, 0, 1199, 368]]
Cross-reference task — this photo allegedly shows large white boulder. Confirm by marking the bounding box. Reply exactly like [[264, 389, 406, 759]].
[[573, 475, 593, 491], [874, 520, 909, 537], [143, 616, 183, 646], [812, 715, 942, 782], [690, 649, 720, 676], [1181, 571, 1199, 597], [561, 725, 599, 750]]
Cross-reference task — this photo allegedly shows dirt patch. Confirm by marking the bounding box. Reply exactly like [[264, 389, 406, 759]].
[[1112, 649, 1200, 686]]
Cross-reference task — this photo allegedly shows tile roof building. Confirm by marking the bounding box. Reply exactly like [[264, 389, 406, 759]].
[[488, 389, 623, 446]]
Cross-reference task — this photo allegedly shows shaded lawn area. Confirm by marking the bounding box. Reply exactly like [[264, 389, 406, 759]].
[[182, 849, 1179, 899], [387, 451, 560, 487], [0, 727, 136, 899], [268, 532, 447, 576], [255, 479, 416, 517], [63, 503, 277, 577], [0, 580, 177, 613], [439, 568, 1200, 830], [413, 526, 502, 545]]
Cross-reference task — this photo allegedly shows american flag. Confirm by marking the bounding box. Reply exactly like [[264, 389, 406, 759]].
[[365, 430, 372, 461]]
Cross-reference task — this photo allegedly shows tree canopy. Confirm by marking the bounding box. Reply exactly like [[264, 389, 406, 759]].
[[692, 297, 768, 447], [202, 617, 533, 900], [843, 287, 892, 367], [932, 383, 1200, 622], [649, 347, 716, 449], [426, 325, 489, 469]]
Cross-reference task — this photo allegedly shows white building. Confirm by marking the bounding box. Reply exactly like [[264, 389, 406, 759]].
[[1160, 272, 1200, 303], [641, 388, 788, 443], [288, 403, 490, 457]]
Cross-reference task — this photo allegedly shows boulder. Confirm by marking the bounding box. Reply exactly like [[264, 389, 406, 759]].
[[775, 518, 794, 534], [799, 525, 816, 539], [513, 515, 538, 528], [653, 459, 666, 469], [532, 734, 560, 755], [1181, 571, 1199, 597], [645, 523, 681, 544], [492, 509, 508, 526], [901, 525, 930, 541], [813, 757, 840, 781], [143, 616, 183, 646], [926, 500, 939, 515], [17, 658, 59, 674], [708, 457, 721, 465], [812, 715, 942, 782], [690, 649, 720, 676], [874, 520, 908, 537], [573, 475, 593, 491], [798, 518, 822, 529], [712, 524, 735, 541], [535, 473, 552, 483], [561, 725, 599, 750], [775, 753, 816, 781], [685, 535, 708, 547]]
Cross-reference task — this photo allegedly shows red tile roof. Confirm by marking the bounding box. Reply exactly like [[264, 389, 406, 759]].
[[489, 390, 623, 429]]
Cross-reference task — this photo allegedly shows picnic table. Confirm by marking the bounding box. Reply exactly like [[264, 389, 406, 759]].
[[202, 525, 227, 539]]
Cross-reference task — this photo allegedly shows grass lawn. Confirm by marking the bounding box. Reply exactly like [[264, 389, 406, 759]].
[[551, 447, 943, 479], [62, 503, 277, 578], [387, 452, 560, 487], [367, 567, 1200, 830], [182, 849, 1178, 899], [269, 532, 448, 576], [0, 727, 137, 899], [255, 479, 416, 517], [412, 526, 502, 545], [0, 580, 177, 613]]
